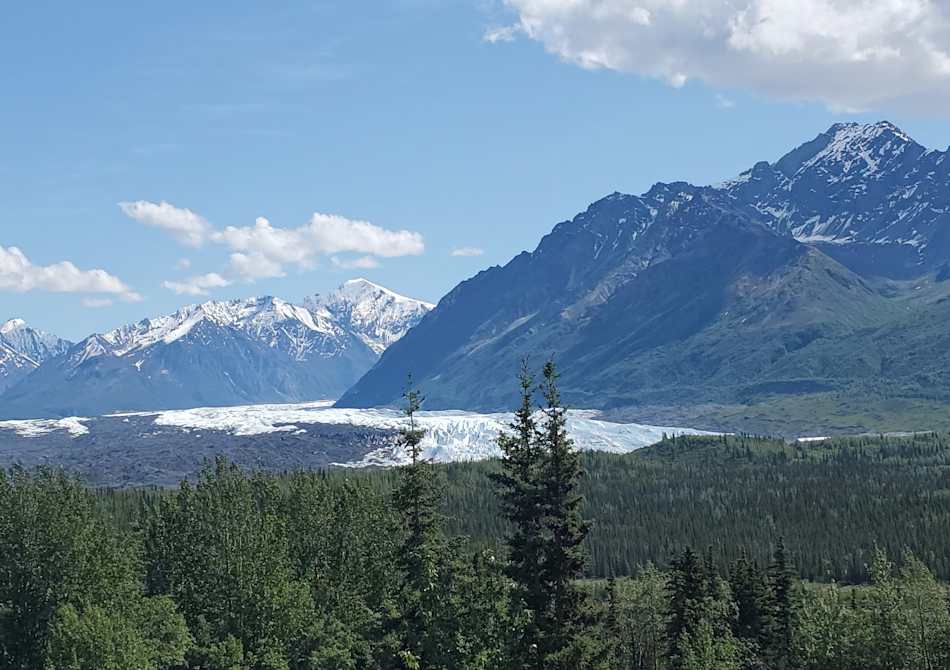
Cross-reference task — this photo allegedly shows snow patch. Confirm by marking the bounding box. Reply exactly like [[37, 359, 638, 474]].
[[0, 417, 90, 438]]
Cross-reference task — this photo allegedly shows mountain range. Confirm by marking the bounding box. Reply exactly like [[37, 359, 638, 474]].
[[0, 279, 431, 419], [7, 122, 950, 435], [338, 122, 950, 435]]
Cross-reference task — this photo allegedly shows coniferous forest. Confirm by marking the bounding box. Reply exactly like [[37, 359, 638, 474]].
[[2, 364, 950, 669]]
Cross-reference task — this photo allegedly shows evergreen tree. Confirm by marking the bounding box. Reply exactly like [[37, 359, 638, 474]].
[[667, 547, 704, 669], [392, 379, 446, 669], [492, 362, 546, 669], [729, 551, 768, 653], [765, 537, 796, 669], [536, 360, 592, 668]]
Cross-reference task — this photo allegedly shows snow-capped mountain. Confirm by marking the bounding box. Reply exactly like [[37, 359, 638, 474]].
[[0, 281, 431, 419], [338, 122, 950, 436], [68, 296, 353, 367], [307, 278, 435, 354], [720, 121, 950, 278], [0, 319, 71, 394]]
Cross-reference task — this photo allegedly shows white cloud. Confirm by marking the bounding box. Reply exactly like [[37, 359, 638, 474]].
[[176, 258, 192, 270], [162, 272, 232, 296], [300, 213, 425, 258], [483, 24, 522, 43], [82, 298, 114, 308], [497, 0, 950, 112], [451, 247, 485, 257], [0, 245, 141, 302], [331, 255, 381, 270], [124, 202, 425, 289], [119, 200, 213, 247]]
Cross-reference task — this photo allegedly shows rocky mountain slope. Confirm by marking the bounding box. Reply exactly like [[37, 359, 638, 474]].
[[338, 123, 950, 434], [0, 279, 430, 419], [0, 319, 71, 394]]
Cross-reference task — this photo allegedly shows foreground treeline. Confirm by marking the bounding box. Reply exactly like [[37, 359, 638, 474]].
[[0, 365, 949, 668]]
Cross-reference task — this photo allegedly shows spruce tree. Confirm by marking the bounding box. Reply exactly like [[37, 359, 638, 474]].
[[492, 362, 546, 669], [392, 379, 445, 669], [766, 537, 796, 669], [537, 360, 591, 667], [667, 547, 704, 670], [729, 551, 768, 651]]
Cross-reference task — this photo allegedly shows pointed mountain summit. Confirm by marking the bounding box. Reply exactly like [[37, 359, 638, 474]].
[[720, 121, 950, 277], [0, 319, 72, 394], [306, 278, 434, 354], [773, 121, 922, 179], [0, 281, 431, 419]]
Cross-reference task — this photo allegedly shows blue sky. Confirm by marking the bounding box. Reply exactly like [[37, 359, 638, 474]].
[[2, 1, 949, 340]]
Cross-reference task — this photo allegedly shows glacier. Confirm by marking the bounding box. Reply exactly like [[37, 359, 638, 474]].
[[0, 400, 714, 467], [110, 401, 714, 466]]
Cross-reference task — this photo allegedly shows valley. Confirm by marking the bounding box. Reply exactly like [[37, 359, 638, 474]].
[[0, 400, 711, 486]]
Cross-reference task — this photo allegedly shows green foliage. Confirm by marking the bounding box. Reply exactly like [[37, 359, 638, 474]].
[[2, 375, 950, 668], [43, 596, 190, 670], [0, 467, 183, 670], [431, 432, 950, 583], [144, 458, 312, 667], [493, 362, 593, 669]]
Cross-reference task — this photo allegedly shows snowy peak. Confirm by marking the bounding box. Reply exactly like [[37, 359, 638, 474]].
[[307, 279, 433, 354], [713, 121, 950, 274], [776, 121, 922, 181], [0, 320, 72, 393], [1, 318, 26, 335], [60, 279, 430, 370], [0, 320, 70, 361], [1, 281, 434, 417], [79, 295, 341, 363]]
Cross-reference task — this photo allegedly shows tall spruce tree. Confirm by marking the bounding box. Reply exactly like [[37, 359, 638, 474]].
[[493, 362, 546, 669], [392, 379, 445, 669], [766, 537, 796, 669], [537, 360, 591, 667], [730, 551, 768, 651], [667, 547, 705, 669]]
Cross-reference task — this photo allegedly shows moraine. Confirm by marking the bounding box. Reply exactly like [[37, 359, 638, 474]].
[[0, 401, 714, 486]]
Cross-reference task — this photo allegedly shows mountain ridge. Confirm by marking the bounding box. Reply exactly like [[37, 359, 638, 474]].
[[0, 279, 431, 419], [337, 122, 950, 434]]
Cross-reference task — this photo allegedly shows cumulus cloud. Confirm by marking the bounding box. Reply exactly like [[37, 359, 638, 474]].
[[496, 0, 950, 112], [123, 201, 426, 293], [213, 213, 423, 278], [451, 247, 485, 257], [0, 245, 141, 302], [162, 272, 232, 296], [118, 200, 213, 247]]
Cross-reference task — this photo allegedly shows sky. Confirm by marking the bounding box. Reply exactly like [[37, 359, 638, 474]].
[[3, 0, 950, 341]]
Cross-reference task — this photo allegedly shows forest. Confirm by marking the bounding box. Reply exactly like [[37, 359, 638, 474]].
[[1, 364, 949, 669]]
